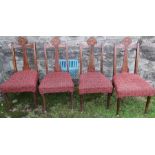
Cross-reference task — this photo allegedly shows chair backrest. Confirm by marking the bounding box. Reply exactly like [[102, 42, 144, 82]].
[[10, 36, 38, 72], [79, 37, 104, 74], [113, 37, 140, 76], [44, 37, 69, 74]]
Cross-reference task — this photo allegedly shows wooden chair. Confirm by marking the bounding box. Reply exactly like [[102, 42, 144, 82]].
[[113, 37, 155, 115], [0, 36, 39, 109], [79, 37, 113, 111], [39, 37, 74, 112]]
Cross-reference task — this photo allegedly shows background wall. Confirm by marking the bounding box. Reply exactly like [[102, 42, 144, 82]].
[[0, 36, 155, 99]]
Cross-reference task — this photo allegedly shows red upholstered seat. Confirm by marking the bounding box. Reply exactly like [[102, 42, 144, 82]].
[[39, 72, 74, 94], [113, 73, 155, 98], [0, 70, 38, 93], [79, 72, 113, 95]]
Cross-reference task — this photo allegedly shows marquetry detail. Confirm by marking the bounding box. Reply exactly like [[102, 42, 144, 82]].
[[51, 37, 61, 72], [121, 37, 132, 73], [87, 37, 97, 72]]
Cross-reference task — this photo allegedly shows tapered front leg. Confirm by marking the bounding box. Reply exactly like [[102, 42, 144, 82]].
[[144, 96, 151, 114]]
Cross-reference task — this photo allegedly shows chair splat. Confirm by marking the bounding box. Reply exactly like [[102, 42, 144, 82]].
[[121, 37, 132, 73], [18, 36, 30, 70], [87, 37, 97, 72], [51, 37, 61, 72]]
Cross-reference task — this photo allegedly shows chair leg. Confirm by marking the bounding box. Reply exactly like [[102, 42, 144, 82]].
[[112, 81, 115, 95], [41, 94, 46, 113], [144, 96, 151, 114], [107, 93, 112, 109], [33, 92, 38, 109], [80, 95, 84, 112], [116, 98, 121, 116], [3, 93, 11, 110], [70, 92, 73, 109]]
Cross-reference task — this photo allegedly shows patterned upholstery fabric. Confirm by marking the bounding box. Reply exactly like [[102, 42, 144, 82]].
[[79, 72, 113, 95], [113, 73, 155, 98], [39, 72, 74, 94], [0, 70, 38, 93]]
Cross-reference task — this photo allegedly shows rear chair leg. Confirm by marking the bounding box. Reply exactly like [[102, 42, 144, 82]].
[[33, 92, 38, 109], [116, 98, 121, 116], [107, 93, 112, 109], [144, 96, 151, 114], [80, 95, 84, 112], [41, 94, 46, 113]]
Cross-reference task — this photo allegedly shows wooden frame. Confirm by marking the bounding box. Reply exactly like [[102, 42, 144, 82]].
[[113, 37, 151, 115], [4, 36, 39, 110], [79, 37, 112, 111], [11, 36, 38, 72], [41, 37, 73, 112]]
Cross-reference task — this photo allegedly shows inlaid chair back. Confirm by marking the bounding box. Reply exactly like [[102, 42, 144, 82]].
[[10, 36, 38, 72], [0, 36, 39, 110], [43, 37, 69, 74], [113, 37, 155, 116], [40, 37, 74, 112], [113, 37, 140, 76], [79, 37, 104, 74], [79, 37, 113, 112]]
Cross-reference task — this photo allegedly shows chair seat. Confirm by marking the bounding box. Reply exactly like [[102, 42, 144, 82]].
[[0, 70, 38, 93], [39, 72, 74, 94], [113, 73, 155, 98], [79, 72, 113, 95]]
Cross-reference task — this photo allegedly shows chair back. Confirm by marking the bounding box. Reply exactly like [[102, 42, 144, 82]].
[[113, 37, 140, 76], [10, 36, 38, 72], [44, 37, 69, 74], [79, 37, 104, 74]]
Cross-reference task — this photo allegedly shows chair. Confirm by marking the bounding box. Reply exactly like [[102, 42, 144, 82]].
[[79, 37, 113, 111], [39, 37, 74, 112], [113, 37, 155, 115], [0, 36, 39, 109]]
